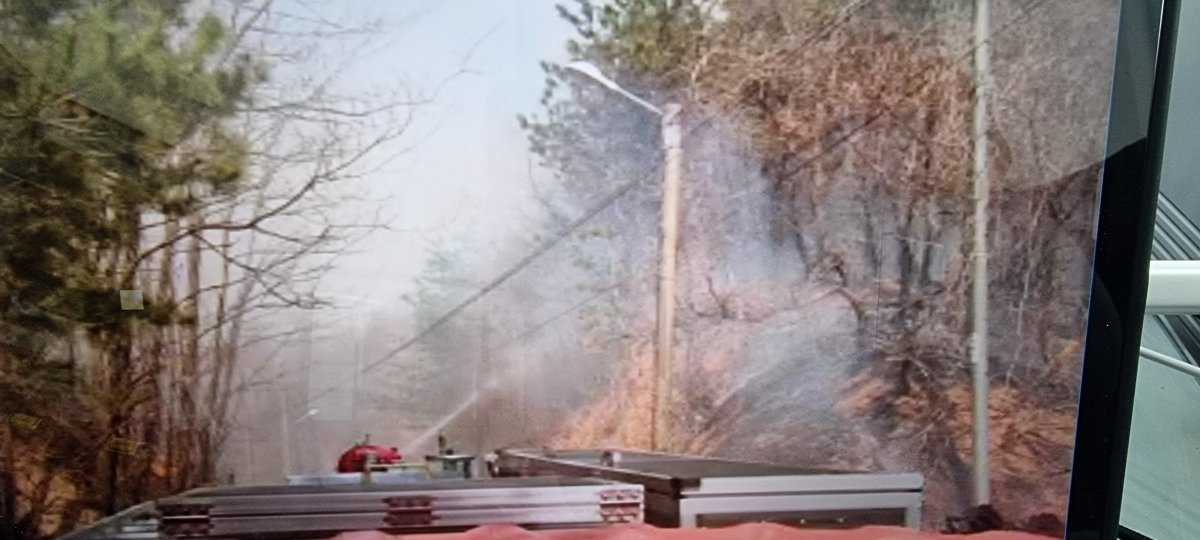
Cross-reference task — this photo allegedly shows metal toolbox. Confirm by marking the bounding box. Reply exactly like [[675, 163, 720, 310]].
[[493, 448, 924, 529], [156, 476, 643, 539]]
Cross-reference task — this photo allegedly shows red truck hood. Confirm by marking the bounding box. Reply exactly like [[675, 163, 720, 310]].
[[332, 524, 1056, 540]]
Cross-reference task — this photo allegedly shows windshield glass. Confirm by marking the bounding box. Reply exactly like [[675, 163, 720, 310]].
[[0, 1, 1126, 538]]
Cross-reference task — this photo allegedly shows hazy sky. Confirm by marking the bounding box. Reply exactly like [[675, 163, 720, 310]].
[[273, 0, 576, 318], [258, 0, 579, 419]]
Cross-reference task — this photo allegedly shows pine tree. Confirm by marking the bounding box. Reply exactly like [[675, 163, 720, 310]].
[[395, 240, 475, 422], [520, 0, 709, 212], [1, 0, 259, 533]]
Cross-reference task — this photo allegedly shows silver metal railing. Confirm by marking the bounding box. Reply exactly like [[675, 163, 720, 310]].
[[1141, 193, 1200, 374]]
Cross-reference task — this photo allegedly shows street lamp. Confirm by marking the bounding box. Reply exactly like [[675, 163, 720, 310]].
[[564, 61, 683, 452], [564, 61, 663, 116]]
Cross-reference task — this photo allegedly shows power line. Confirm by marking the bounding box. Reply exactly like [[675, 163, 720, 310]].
[[305, 0, 1048, 406], [490, 273, 653, 353], [304, 173, 658, 404]]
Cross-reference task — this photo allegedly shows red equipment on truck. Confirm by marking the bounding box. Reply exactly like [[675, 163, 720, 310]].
[[336, 435, 401, 473]]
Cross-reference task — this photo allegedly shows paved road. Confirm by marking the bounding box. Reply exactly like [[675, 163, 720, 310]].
[[1120, 317, 1200, 539]]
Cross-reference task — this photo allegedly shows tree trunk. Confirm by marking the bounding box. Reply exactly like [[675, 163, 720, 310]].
[[897, 209, 917, 302], [858, 176, 882, 287], [179, 209, 203, 488], [0, 414, 19, 540], [105, 205, 144, 515], [158, 218, 179, 491], [104, 409, 122, 514]]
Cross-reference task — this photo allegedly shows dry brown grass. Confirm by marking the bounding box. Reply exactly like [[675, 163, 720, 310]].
[[551, 342, 656, 450]]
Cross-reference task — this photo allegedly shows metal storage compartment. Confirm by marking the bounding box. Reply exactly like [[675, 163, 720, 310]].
[[493, 448, 924, 529], [156, 476, 642, 538], [55, 476, 644, 539]]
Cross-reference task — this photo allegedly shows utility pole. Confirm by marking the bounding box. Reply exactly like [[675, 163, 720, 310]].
[[352, 338, 361, 423], [970, 0, 992, 506], [478, 306, 488, 458], [279, 389, 290, 480], [560, 62, 681, 452], [243, 428, 253, 485], [653, 103, 683, 452]]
